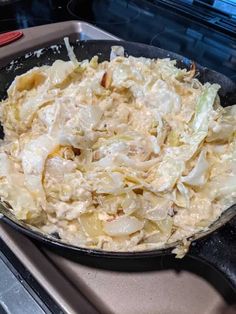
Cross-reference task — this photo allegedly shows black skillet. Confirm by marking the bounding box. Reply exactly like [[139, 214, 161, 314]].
[[0, 40, 235, 290]]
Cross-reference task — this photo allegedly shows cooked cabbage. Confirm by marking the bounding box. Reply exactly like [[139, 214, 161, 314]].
[[0, 46, 235, 254]]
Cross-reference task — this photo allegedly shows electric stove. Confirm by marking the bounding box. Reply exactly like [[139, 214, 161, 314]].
[[0, 1, 236, 313], [0, 0, 235, 80]]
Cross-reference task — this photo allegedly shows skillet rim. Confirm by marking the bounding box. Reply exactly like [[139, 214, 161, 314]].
[[0, 39, 235, 258]]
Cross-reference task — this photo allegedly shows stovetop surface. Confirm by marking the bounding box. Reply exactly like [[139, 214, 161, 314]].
[[1, 220, 236, 314], [0, 0, 235, 80]]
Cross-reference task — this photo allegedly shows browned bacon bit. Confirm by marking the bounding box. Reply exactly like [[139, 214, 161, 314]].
[[133, 188, 143, 195], [107, 216, 115, 222], [190, 62, 196, 77], [101, 70, 112, 88], [93, 150, 101, 161], [117, 208, 124, 216], [72, 147, 81, 156], [184, 62, 196, 82]]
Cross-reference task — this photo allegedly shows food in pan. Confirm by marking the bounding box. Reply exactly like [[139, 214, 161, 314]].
[[0, 45, 235, 253]]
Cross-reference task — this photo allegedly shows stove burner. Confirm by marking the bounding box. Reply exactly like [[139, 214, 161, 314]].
[[67, 0, 140, 25]]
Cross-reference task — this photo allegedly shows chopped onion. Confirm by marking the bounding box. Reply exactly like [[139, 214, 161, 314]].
[[104, 216, 144, 236]]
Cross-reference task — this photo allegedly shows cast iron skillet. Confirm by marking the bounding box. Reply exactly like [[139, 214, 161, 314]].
[[0, 40, 236, 289]]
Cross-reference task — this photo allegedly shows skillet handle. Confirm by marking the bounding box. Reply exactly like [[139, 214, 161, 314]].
[[188, 216, 236, 291], [0, 31, 23, 47]]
